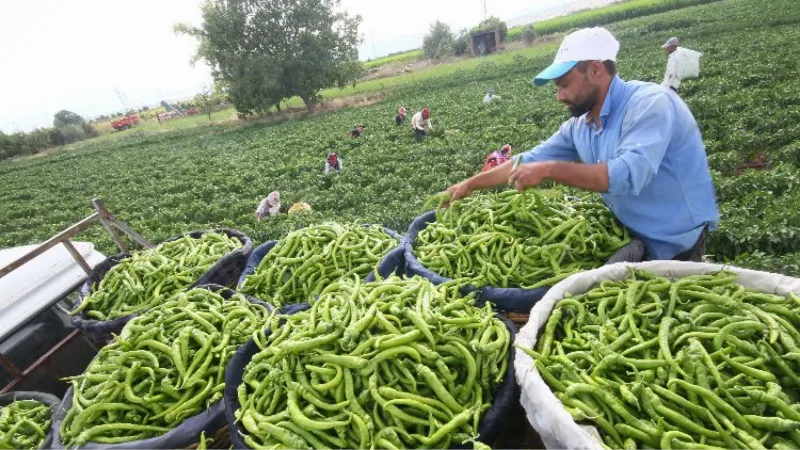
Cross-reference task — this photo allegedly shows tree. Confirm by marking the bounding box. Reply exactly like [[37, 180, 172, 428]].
[[453, 28, 470, 56], [423, 21, 455, 60], [0, 131, 11, 159], [472, 16, 508, 43], [81, 122, 98, 138], [53, 110, 86, 128], [176, 0, 363, 113], [523, 25, 536, 46], [194, 84, 224, 121]]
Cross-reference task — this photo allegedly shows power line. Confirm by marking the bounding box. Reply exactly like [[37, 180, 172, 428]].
[[114, 87, 132, 112]]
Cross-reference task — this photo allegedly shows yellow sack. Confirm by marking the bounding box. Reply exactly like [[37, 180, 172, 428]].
[[288, 202, 312, 215]]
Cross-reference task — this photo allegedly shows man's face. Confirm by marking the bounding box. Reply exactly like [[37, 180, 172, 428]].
[[665, 45, 677, 54], [554, 63, 602, 118]]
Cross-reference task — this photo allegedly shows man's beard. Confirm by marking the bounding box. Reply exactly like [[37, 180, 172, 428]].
[[567, 97, 595, 118], [565, 86, 599, 118]]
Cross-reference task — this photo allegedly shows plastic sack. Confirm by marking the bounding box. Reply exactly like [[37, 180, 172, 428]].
[[237, 226, 406, 289], [679, 47, 702, 79], [51, 388, 225, 450], [52, 284, 271, 450], [71, 229, 253, 345], [224, 305, 517, 449], [0, 391, 60, 450], [405, 211, 638, 313], [514, 261, 800, 449], [467, 314, 519, 447], [364, 228, 408, 281]]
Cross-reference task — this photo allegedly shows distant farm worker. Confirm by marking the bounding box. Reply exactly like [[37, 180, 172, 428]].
[[443, 27, 719, 262], [396, 106, 407, 126], [483, 88, 500, 105], [661, 36, 702, 93], [324, 151, 344, 174], [349, 124, 366, 138], [255, 191, 280, 220], [482, 144, 512, 172], [411, 107, 433, 138]]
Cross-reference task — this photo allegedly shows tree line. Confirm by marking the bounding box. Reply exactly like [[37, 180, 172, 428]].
[[0, 110, 97, 160], [1, 1, 521, 160]]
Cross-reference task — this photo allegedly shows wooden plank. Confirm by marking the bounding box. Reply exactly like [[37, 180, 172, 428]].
[[92, 198, 153, 250], [91, 198, 130, 253], [62, 241, 93, 276], [0, 353, 22, 379], [0, 213, 100, 279], [0, 329, 83, 394]]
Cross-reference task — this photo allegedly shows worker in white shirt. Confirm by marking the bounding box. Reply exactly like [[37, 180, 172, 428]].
[[483, 88, 500, 104], [255, 191, 280, 220], [411, 108, 432, 139], [661, 37, 702, 93]]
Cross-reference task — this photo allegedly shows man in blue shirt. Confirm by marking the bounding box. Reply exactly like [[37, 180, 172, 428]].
[[445, 27, 719, 261]]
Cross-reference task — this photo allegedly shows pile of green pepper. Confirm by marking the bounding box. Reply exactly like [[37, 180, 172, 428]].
[[60, 288, 270, 448], [236, 275, 510, 449], [240, 223, 399, 307], [415, 190, 630, 290], [73, 232, 242, 321], [520, 269, 800, 450], [0, 399, 51, 450]]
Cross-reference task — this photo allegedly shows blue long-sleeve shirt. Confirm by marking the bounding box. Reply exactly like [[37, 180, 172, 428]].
[[517, 76, 719, 260]]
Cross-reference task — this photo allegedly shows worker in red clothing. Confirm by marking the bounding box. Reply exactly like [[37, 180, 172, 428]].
[[325, 151, 343, 174], [411, 107, 432, 139], [482, 144, 513, 172]]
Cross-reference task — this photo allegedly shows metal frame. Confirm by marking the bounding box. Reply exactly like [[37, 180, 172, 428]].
[[0, 198, 152, 393]]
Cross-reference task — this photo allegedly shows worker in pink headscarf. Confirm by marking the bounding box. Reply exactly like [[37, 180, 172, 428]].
[[396, 106, 407, 126], [255, 191, 281, 220]]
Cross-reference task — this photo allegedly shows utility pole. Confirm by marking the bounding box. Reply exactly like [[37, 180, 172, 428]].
[[114, 87, 131, 113], [483, 0, 488, 20]]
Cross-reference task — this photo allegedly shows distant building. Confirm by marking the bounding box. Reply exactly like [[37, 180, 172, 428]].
[[471, 29, 502, 56]]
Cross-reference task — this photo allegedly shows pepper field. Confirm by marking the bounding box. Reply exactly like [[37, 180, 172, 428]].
[[1, 0, 799, 274]]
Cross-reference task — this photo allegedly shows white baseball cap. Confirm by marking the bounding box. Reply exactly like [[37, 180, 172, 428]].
[[661, 37, 679, 48], [533, 27, 620, 86]]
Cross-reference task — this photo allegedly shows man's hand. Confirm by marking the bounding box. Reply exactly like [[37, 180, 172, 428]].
[[443, 181, 473, 207], [509, 162, 550, 192]]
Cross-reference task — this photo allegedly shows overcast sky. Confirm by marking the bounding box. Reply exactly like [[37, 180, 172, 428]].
[[0, 0, 580, 132]]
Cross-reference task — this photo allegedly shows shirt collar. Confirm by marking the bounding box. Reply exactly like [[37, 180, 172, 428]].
[[585, 75, 624, 130]]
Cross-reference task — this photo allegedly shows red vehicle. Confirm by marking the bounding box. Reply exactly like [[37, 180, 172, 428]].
[[110, 115, 140, 131]]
